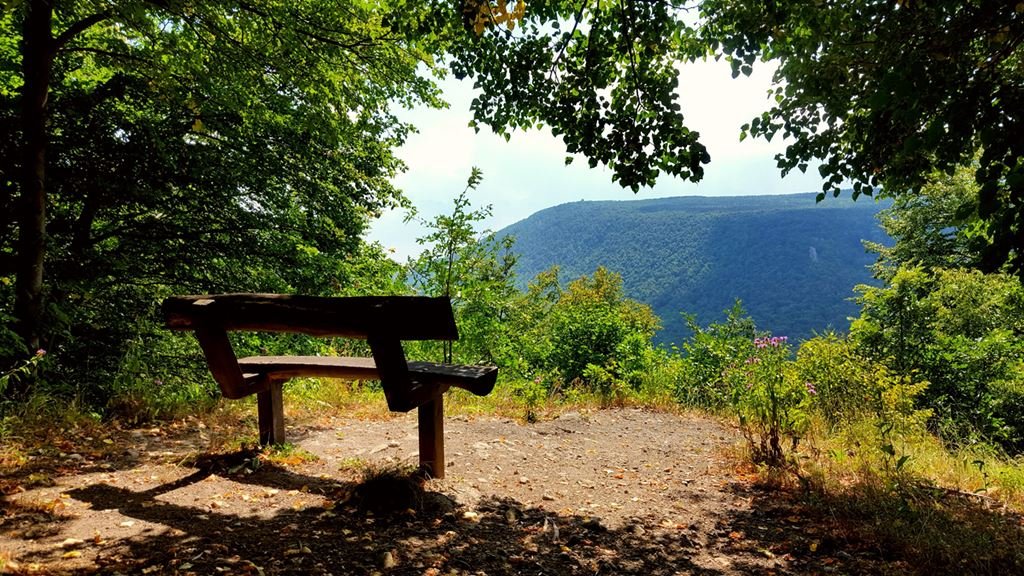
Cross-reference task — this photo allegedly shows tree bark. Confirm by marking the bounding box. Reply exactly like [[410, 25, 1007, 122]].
[[14, 0, 54, 360]]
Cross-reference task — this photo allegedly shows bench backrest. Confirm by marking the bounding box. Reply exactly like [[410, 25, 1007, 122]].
[[162, 293, 458, 401], [163, 294, 458, 340]]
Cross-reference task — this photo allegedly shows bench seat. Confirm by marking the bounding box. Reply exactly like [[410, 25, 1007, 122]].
[[237, 352, 497, 409], [237, 356, 497, 405]]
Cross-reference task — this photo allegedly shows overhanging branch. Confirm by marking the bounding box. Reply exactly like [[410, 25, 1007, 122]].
[[53, 11, 111, 54]]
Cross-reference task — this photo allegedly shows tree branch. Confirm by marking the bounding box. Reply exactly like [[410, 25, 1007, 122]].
[[549, 0, 588, 81], [53, 11, 111, 54], [60, 46, 152, 64]]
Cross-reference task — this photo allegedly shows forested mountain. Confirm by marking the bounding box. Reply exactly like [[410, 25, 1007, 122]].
[[499, 193, 890, 344]]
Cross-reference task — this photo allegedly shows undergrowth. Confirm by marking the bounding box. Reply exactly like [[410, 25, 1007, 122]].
[[773, 418, 1024, 574], [798, 417, 1024, 509]]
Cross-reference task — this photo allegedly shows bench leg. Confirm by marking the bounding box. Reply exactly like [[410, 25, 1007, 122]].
[[257, 381, 285, 445], [418, 396, 444, 479]]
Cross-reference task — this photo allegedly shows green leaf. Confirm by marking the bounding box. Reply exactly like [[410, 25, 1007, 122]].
[[895, 455, 910, 471]]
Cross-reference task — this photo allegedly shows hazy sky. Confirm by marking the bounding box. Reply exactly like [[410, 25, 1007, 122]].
[[366, 59, 826, 260]]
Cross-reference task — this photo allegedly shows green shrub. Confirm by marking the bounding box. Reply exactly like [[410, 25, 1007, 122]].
[[635, 348, 685, 403], [549, 301, 626, 384], [105, 321, 219, 422], [514, 375, 549, 422], [508, 266, 660, 394], [581, 362, 631, 406], [674, 301, 756, 410], [852, 266, 1024, 450], [990, 373, 1024, 451], [0, 349, 46, 404], [795, 333, 876, 427]]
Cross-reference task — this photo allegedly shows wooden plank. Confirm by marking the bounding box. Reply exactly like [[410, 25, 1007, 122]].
[[192, 323, 252, 400], [163, 294, 458, 340], [367, 336, 412, 411], [238, 356, 379, 381], [389, 381, 449, 413], [409, 362, 498, 396], [235, 356, 496, 397], [257, 380, 285, 445], [418, 396, 445, 478]]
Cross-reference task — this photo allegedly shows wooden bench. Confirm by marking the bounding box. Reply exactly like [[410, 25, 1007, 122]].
[[162, 293, 497, 478]]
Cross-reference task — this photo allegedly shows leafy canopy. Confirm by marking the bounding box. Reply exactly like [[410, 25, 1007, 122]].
[[866, 164, 987, 277], [700, 0, 1024, 274], [0, 0, 444, 390], [448, 0, 711, 190]]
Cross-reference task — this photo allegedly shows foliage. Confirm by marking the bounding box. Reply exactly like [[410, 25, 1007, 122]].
[[853, 166, 1024, 450], [580, 363, 631, 406], [673, 301, 757, 409], [1, 1, 441, 398], [875, 368, 933, 440], [852, 266, 1024, 449], [794, 333, 877, 427], [501, 266, 563, 377], [500, 193, 888, 345], [673, 310, 940, 468], [991, 374, 1024, 451], [814, 361, 932, 486], [436, 261, 665, 402], [865, 164, 987, 276], [0, 349, 46, 402], [701, 0, 1024, 275], [512, 376, 549, 423], [851, 267, 936, 375], [103, 319, 220, 423], [628, 347, 684, 406], [726, 335, 810, 465], [542, 267, 659, 388], [449, 0, 710, 190], [404, 169, 519, 366]]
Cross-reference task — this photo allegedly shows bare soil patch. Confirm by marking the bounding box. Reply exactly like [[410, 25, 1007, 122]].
[[2, 408, 891, 574]]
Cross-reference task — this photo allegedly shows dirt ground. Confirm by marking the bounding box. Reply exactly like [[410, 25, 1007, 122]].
[[1, 407, 892, 575]]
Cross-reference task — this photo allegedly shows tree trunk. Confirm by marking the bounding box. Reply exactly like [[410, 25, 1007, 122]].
[[14, 0, 54, 362]]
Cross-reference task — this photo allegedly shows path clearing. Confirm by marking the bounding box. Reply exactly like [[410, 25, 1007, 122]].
[[2, 408, 884, 574]]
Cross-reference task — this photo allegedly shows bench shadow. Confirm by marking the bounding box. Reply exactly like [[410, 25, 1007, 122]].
[[51, 451, 725, 575]]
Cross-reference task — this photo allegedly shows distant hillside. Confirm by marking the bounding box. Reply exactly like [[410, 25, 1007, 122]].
[[498, 193, 890, 344]]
